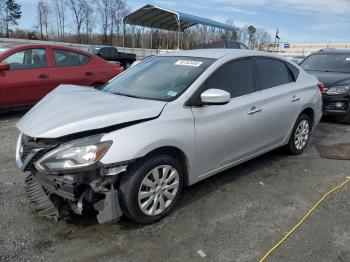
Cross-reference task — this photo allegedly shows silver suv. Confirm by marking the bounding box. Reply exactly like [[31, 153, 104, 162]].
[[16, 49, 322, 224]]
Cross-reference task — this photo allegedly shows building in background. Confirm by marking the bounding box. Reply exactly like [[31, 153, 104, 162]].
[[264, 42, 350, 57]]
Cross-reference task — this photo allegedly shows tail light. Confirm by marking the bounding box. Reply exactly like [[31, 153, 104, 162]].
[[317, 81, 325, 93], [113, 66, 122, 74]]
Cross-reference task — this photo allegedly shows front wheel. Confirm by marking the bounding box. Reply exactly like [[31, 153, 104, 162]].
[[287, 114, 311, 155], [119, 154, 183, 224]]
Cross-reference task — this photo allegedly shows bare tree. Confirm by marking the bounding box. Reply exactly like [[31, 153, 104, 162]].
[[253, 28, 271, 50], [37, 0, 49, 40], [81, 0, 94, 43], [110, 0, 129, 45], [68, 0, 86, 43], [97, 0, 111, 44], [52, 0, 66, 40]]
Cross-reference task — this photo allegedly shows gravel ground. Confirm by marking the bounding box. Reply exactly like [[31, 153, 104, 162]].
[[0, 112, 349, 262]]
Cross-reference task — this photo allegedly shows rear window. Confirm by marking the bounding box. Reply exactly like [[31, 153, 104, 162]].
[[53, 49, 90, 67], [300, 54, 350, 73]]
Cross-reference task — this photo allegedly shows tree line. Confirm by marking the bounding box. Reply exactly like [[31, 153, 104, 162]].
[[0, 0, 271, 50]]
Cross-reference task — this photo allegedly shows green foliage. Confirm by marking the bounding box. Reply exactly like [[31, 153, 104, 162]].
[[247, 25, 256, 35], [5, 0, 22, 26]]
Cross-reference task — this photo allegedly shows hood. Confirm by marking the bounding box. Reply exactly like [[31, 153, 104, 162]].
[[17, 85, 167, 138], [305, 70, 350, 88]]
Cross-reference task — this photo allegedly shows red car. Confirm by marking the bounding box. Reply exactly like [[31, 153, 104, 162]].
[[0, 44, 122, 110]]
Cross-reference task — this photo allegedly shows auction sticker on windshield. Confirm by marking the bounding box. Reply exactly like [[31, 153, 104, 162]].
[[175, 60, 203, 67]]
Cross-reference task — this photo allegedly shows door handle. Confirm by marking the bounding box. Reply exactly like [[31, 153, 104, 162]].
[[291, 96, 301, 102], [248, 106, 262, 115], [85, 72, 94, 76], [38, 74, 49, 79]]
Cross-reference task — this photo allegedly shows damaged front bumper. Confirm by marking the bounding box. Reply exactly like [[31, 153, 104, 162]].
[[17, 134, 127, 223]]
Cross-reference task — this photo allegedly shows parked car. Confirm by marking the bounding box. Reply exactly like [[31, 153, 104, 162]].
[[87, 45, 136, 69], [0, 44, 122, 110], [300, 49, 350, 123], [193, 40, 249, 50], [287, 56, 306, 65], [16, 49, 322, 224]]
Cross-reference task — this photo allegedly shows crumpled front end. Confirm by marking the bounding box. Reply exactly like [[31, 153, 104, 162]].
[[16, 133, 127, 223]]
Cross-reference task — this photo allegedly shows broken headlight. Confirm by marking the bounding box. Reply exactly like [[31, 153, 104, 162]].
[[35, 136, 112, 172]]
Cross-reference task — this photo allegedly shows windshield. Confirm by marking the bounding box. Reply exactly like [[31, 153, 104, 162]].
[[103, 56, 214, 101], [301, 54, 350, 73]]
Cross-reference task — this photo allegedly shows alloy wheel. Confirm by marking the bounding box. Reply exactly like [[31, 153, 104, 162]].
[[294, 119, 310, 150], [138, 165, 180, 216]]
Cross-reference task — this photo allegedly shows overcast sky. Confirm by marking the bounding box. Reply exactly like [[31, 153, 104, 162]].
[[17, 0, 350, 43]]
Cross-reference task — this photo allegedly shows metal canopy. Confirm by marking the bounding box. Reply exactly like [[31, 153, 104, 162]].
[[123, 4, 235, 32]]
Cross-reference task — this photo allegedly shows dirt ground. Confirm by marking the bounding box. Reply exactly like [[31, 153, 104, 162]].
[[0, 111, 349, 262]]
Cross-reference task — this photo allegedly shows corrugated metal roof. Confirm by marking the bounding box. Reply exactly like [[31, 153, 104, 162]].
[[123, 4, 235, 32]]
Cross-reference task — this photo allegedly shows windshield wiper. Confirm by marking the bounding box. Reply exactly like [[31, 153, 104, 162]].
[[110, 92, 142, 99], [306, 69, 350, 73]]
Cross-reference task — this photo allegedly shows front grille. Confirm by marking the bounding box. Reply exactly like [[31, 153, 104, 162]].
[[20, 135, 57, 171]]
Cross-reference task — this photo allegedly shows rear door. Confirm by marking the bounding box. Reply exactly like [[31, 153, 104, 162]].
[[191, 58, 258, 174], [0, 47, 56, 107], [240, 57, 301, 152], [51, 48, 96, 87]]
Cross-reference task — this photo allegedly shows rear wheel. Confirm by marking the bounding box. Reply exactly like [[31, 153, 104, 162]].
[[287, 114, 311, 155], [119, 154, 183, 224]]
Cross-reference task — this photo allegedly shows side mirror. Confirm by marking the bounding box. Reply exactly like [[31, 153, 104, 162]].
[[0, 62, 10, 71], [200, 88, 230, 105]]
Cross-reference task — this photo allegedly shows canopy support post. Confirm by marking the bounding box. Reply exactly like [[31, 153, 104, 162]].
[[123, 21, 126, 48], [150, 28, 153, 54]]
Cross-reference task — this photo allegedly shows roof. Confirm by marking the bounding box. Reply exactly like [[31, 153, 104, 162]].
[[159, 49, 276, 59], [123, 4, 235, 32], [318, 48, 350, 54], [0, 43, 91, 56]]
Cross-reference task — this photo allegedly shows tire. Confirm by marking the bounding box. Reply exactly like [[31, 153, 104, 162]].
[[119, 154, 183, 224], [337, 113, 350, 124], [287, 114, 312, 155], [93, 83, 104, 90], [124, 62, 131, 69]]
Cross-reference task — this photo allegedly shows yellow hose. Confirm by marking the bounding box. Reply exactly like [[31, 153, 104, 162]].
[[259, 176, 350, 262]]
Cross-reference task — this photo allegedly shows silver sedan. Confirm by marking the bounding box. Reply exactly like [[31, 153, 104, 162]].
[[16, 49, 322, 224]]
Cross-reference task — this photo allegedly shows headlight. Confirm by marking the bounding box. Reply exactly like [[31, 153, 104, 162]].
[[35, 136, 112, 172], [326, 85, 350, 95]]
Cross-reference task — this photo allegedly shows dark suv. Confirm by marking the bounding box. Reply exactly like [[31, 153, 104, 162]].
[[300, 49, 350, 124], [193, 40, 248, 50]]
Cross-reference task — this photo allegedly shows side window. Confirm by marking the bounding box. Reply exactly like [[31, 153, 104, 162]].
[[78, 53, 90, 65], [256, 58, 291, 90], [110, 48, 118, 58], [4, 48, 47, 70], [239, 43, 249, 49], [205, 59, 255, 98], [53, 49, 90, 67], [100, 47, 112, 59], [286, 62, 300, 80], [227, 41, 239, 49]]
